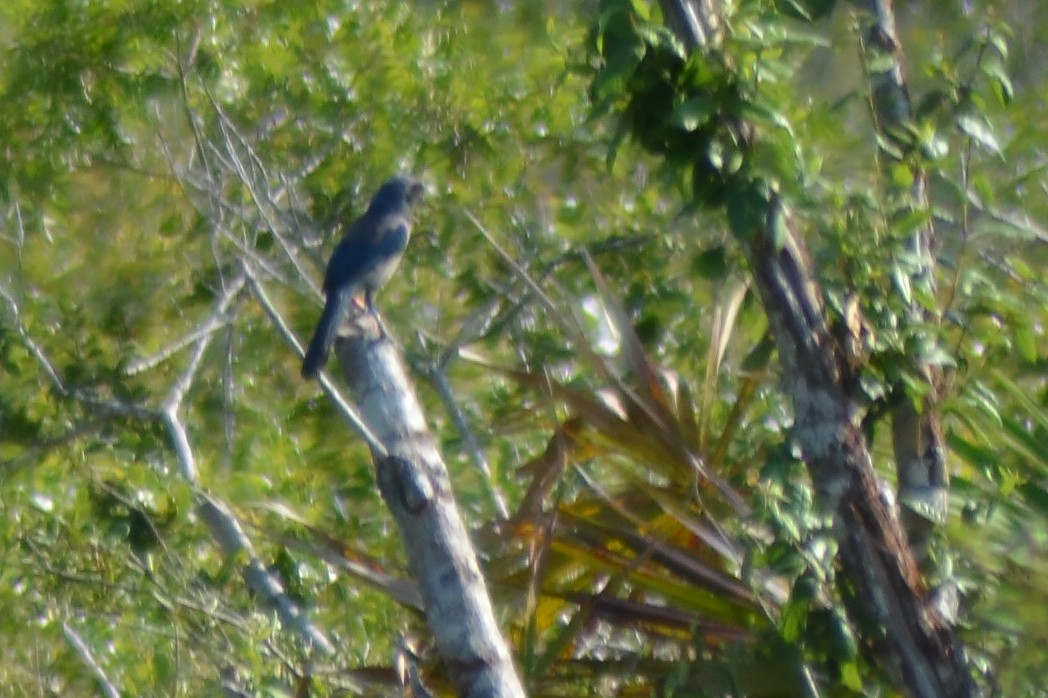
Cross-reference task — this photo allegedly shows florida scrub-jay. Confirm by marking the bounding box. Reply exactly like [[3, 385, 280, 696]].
[[301, 175, 423, 378]]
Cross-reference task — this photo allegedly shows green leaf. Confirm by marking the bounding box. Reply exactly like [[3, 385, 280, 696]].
[[591, 40, 646, 105], [775, 0, 813, 21], [770, 202, 790, 250], [740, 100, 795, 137], [889, 162, 914, 188], [915, 88, 951, 120], [973, 218, 1043, 242], [865, 53, 896, 74], [828, 609, 858, 661], [888, 208, 932, 238], [987, 30, 1009, 60], [741, 333, 776, 371], [692, 246, 728, 280], [947, 432, 997, 472], [839, 660, 864, 692], [916, 341, 956, 369], [963, 382, 1003, 426], [892, 265, 913, 305], [875, 133, 904, 160], [1014, 323, 1037, 363], [1018, 482, 1048, 519], [1000, 415, 1048, 477], [918, 129, 949, 160], [957, 114, 1002, 156], [670, 95, 716, 132], [726, 181, 769, 243], [981, 62, 1014, 106], [992, 370, 1048, 436], [628, 0, 651, 22], [780, 599, 807, 643]]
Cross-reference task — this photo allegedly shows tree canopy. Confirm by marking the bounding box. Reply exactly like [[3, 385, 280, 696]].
[[1, 0, 1046, 696]]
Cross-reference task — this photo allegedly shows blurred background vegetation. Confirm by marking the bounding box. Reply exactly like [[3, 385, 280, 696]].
[[1, 0, 1046, 695]]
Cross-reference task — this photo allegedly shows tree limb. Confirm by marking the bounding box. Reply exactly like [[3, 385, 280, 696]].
[[651, 2, 981, 695], [854, 0, 950, 566], [332, 317, 525, 698]]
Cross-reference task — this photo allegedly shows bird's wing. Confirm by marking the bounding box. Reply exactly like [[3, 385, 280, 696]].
[[321, 216, 410, 294], [322, 236, 368, 294], [373, 217, 410, 257]]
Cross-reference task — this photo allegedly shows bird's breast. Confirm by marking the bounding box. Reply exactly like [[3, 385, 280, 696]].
[[360, 254, 403, 291]]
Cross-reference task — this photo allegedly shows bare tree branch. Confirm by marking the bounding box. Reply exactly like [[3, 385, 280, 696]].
[[63, 623, 122, 698], [427, 367, 511, 520], [198, 495, 337, 655], [243, 265, 390, 455], [333, 319, 525, 698]]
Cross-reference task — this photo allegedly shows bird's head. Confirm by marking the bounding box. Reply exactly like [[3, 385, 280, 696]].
[[368, 175, 425, 215]]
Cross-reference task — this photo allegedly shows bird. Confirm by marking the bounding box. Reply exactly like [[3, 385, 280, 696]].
[[301, 175, 424, 379]]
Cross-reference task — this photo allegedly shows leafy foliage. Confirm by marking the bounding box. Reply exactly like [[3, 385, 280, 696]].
[[1, 0, 1046, 696], [583, 0, 1048, 694]]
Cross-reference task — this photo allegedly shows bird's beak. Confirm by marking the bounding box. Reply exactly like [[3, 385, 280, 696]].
[[408, 180, 426, 206]]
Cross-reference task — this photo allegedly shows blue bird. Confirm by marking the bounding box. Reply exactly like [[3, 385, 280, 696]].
[[301, 175, 424, 378]]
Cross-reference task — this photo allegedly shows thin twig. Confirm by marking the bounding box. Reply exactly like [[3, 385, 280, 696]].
[[124, 306, 236, 376], [62, 623, 121, 698], [162, 273, 246, 414], [429, 368, 510, 519], [243, 265, 389, 457], [198, 495, 336, 655]]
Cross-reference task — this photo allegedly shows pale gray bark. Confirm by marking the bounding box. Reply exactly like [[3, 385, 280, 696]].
[[331, 316, 525, 698], [745, 198, 978, 698], [854, 0, 951, 566], [652, 1, 981, 695]]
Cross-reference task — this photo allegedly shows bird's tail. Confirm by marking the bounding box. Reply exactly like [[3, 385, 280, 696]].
[[301, 289, 352, 379]]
